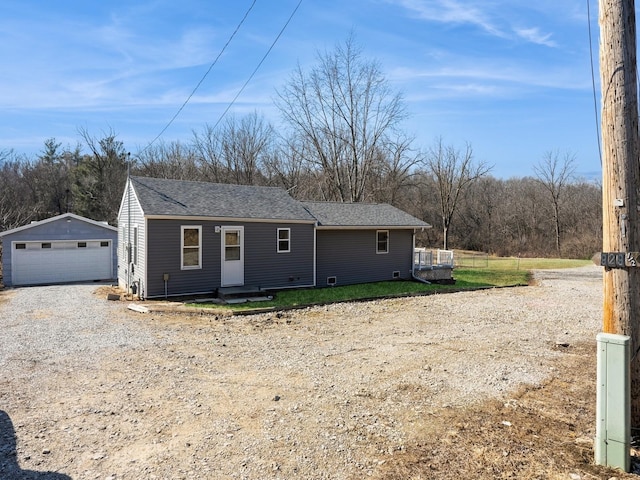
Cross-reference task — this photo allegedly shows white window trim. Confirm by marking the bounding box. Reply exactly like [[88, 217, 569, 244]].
[[122, 226, 129, 263], [181, 225, 202, 270], [376, 230, 389, 254], [277, 228, 291, 253], [133, 225, 139, 266]]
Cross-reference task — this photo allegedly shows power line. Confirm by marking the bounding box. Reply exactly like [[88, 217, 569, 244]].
[[586, 0, 602, 166], [140, 0, 258, 155], [207, 0, 303, 132]]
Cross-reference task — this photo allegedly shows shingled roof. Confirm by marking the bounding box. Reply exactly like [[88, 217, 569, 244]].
[[129, 176, 430, 229], [302, 201, 431, 229], [130, 176, 316, 222]]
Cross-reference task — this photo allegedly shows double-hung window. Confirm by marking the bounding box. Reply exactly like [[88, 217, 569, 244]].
[[376, 230, 389, 254], [277, 228, 291, 253], [181, 226, 202, 269]]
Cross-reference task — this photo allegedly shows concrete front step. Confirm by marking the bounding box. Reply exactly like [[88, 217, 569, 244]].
[[218, 286, 272, 304], [224, 296, 273, 304]]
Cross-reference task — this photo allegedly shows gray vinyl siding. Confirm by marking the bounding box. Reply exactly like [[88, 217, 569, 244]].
[[144, 220, 315, 298], [315, 229, 414, 287], [0, 242, 5, 286], [145, 220, 214, 298], [117, 183, 146, 294], [243, 223, 315, 289], [1, 216, 117, 287]]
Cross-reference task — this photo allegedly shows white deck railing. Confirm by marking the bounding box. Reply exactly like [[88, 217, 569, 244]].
[[414, 249, 454, 270]]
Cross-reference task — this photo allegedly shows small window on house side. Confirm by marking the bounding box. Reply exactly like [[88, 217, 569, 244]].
[[277, 228, 290, 253], [376, 230, 389, 254], [181, 226, 202, 269]]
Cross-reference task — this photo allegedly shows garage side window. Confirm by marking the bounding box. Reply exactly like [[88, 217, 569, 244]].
[[181, 226, 202, 269], [277, 228, 290, 253], [133, 226, 138, 265], [376, 230, 389, 254], [123, 226, 131, 264]]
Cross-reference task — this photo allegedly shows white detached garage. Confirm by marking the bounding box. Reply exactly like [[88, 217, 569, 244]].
[[0, 213, 117, 287]]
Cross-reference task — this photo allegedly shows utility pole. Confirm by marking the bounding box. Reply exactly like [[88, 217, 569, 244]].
[[599, 0, 640, 426]]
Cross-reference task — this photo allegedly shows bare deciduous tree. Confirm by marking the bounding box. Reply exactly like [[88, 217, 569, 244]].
[[275, 35, 407, 202], [74, 128, 129, 224], [193, 112, 273, 185], [263, 136, 314, 198], [136, 141, 200, 181], [369, 134, 421, 205], [533, 150, 576, 256], [0, 150, 34, 231], [422, 138, 492, 250]]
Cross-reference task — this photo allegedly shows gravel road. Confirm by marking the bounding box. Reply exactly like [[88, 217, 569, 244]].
[[0, 266, 603, 479]]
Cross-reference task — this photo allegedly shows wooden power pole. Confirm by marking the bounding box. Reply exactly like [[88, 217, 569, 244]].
[[599, 0, 640, 426]]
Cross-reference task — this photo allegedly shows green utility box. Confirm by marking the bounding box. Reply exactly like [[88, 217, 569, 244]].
[[595, 332, 630, 472]]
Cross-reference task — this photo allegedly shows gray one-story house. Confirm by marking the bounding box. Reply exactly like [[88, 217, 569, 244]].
[[118, 176, 430, 298], [0, 213, 118, 287]]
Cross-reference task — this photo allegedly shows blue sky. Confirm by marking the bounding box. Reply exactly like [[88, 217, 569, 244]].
[[1, 0, 602, 179]]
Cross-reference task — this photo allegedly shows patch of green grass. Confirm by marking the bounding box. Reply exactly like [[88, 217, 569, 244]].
[[189, 258, 591, 312], [193, 281, 432, 311], [456, 255, 592, 270], [453, 268, 530, 288], [232, 281, 434, 310]]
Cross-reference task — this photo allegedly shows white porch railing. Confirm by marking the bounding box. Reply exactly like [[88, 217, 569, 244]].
[[414, 249, 454, 270], [437, 249, 454, 266]]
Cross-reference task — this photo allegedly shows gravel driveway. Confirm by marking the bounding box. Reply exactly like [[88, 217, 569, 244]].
[[0, 266, 604, 479], [0, 284, 154, 378]]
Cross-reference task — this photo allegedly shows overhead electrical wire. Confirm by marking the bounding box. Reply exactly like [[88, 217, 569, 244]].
[[207, 0, 303, 132], [586, 0, 603, 167], [140, 0, 258, 155]]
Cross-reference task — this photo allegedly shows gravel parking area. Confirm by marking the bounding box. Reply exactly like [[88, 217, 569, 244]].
[[0, 266, 605, 479], [0, 284, 155, 373]]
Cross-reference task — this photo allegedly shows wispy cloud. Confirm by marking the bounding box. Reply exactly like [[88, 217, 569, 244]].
[[514, 27, 556, 47], [389, 61, 590, 101], [389, 0, 505, 37], [387, 0, 560, 48]]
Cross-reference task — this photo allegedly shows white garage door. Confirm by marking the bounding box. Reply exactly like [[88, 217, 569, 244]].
[[12, 240, 113, 286]]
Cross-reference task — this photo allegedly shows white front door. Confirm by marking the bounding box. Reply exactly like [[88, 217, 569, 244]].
[[221, 226, 244, 286]]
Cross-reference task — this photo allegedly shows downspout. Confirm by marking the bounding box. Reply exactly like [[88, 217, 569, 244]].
[[144, 216, 149, 301], [301, 202, 318, 288], [312, 221, 317, 287], [411, 229, 431, 285], [412, 272, 431, 285], [127, 169, 132, 295]]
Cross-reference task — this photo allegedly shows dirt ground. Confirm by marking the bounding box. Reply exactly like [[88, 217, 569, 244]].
[[1, 267, 638, 479]]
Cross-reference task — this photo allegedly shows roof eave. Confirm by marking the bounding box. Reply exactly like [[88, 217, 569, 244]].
[[0, 213, 116, 237], [143, 214, 317, 224], [315, 224, 432, 230]]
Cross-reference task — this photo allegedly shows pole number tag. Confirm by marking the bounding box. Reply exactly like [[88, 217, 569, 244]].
[[600, 252, 640, 268]]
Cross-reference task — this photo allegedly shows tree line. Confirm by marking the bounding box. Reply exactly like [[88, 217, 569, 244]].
[[0, 37, 602, 259]]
